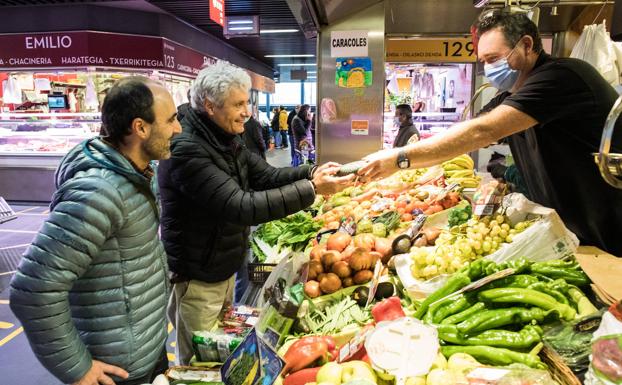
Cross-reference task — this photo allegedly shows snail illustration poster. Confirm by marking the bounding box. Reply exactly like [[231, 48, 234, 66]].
[[336, 57, 372, 88]]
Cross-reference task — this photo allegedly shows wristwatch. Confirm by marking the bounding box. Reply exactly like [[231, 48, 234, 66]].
[[397, 150, 410, 169]]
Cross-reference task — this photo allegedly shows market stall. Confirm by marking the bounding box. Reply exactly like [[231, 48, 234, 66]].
[[146, 143, 622, 385]]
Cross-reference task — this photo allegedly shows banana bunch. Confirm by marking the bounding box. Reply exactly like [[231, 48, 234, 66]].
[[442, 154, 481, 188]]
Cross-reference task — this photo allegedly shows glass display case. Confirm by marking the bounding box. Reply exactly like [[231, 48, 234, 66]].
[[383, 62, 474, 149], [0, 112, 100, 202]]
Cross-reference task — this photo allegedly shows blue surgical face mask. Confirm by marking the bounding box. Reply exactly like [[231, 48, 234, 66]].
[[484, 45, 520, 92]]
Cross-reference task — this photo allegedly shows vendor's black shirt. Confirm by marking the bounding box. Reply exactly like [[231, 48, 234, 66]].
[[481, 53, 622, 256]]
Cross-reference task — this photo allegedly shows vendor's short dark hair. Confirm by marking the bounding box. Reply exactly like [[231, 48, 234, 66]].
[[396, 104, 413, 118], [100, 76, 155, 144], [477, 12, 543, 53]]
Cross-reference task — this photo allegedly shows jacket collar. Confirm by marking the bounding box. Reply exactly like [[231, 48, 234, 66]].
[[184, 107, 242, 154]]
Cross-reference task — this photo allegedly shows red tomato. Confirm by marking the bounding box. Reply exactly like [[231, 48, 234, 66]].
[[401, 213, 413, 222], [397, 207, 406, 215], [396, 200, 407, 209]]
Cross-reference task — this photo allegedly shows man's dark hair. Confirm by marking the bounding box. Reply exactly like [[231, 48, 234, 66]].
[[279, 105, 285, 110], [100, 76, 156, 145], [396, 104, 413, 118], [297, 104, 310, 120], [477, 12, 543, 53]]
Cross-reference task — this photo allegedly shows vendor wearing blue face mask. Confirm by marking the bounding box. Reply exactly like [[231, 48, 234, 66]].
[[359, 12, 622, 257]]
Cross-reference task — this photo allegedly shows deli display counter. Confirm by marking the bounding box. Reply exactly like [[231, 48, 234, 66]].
[[0, 112, 100, 202]]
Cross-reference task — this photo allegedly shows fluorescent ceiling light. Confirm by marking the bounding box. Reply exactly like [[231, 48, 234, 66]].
[[229, 26, 254, 31], [260, 29, 298, 34], [266, 54, 314, 58], [307, 71, 316, 74], [228, 20, 254, 25], [278, 63, 316, 67]]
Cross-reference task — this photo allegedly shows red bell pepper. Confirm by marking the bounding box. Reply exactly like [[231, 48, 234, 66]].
[[371, 296, 405, 323], [283, 367, 322, 385], [282, 340, 329, 374]]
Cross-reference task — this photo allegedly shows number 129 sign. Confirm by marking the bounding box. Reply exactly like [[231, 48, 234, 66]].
[[386, 38, 476, 63]]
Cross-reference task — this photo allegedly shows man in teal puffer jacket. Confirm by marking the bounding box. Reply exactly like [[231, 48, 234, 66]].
[[9, 77, 181, 385]]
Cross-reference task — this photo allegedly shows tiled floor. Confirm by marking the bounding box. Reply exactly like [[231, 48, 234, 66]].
[[0, 147, 292, 385]]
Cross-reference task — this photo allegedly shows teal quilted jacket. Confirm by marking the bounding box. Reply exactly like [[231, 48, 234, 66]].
[[10, 138, 169, 383]]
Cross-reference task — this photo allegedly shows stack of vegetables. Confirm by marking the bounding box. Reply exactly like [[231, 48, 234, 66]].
[[305, 232, 393, 297], [415, 257, 597, 370]]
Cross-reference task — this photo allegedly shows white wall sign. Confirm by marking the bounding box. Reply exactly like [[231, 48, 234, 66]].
[[331, 31, 369, 58]]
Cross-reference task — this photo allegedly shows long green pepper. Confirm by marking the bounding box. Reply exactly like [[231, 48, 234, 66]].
[[441, 345, 547, 369], [456, 307, 558, 335], [438, 324, 542, 349], [441, 302, 486, 325], [414, 273, 470, 319], [478, 287, 576, 320]]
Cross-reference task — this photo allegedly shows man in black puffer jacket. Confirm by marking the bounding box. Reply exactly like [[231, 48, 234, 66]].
[[158, 61, 353, 365]]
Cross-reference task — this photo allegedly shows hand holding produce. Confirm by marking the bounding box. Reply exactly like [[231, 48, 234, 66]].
[[313, 163, 357, 196]]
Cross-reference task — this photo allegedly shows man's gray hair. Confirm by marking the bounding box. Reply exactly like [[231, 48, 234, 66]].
[[191, 61, 252, 110]]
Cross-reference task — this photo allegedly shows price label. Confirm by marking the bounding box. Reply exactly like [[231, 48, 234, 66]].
[[386, 38, 476, 63]]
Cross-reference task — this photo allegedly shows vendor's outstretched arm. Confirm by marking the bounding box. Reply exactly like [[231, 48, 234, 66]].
[[358, 105, 538, 180]]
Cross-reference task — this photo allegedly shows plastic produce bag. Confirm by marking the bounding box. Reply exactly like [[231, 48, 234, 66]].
[[571, 22, 620, 87], [585, 302, 622, 385], [484, 193, 579, 264], [396, 193, 579, 298]]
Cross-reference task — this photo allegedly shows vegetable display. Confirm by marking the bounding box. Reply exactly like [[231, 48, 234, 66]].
[[415, 257, 596, 372], [234, 153, 602, 385]]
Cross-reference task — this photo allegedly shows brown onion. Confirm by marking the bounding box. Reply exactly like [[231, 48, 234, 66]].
[[331, 261, 352, 278], [353, 270, 374, 285], [304, 281, 321, 298], [319, 273, 343, 294]]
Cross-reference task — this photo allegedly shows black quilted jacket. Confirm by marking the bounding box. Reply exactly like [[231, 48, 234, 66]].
[[158, 108, 316, 283]]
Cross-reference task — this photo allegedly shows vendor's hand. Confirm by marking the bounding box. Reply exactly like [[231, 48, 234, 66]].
[[72, 360, 128, 385], [312, 163, 355, 195], [357, 149, 400, 181]]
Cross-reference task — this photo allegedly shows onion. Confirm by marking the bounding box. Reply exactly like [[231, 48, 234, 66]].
[[319, 273, 342, 294], [321, 250, 342, 270], [349, 248, 373, 271], [308, 260, 324, 280], [353, 270, 374, 285], [327, 232, 352, 252], [331, 261, 352, 278], [310, 244, 327, 261], [374, 238, 393, 264], [304, 280, 321, 298]]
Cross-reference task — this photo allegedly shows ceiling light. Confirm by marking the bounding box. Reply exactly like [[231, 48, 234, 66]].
[[260, 29, 299, 34], [229, 20, 254, 25], [229, 26, 254, 31], [277, 63, 316, 67], [266, 54, 314, 58], [307, 71, 317, 74]]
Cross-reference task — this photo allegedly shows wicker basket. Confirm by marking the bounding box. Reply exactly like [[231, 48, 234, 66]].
[[540, 345, 582, 385]]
